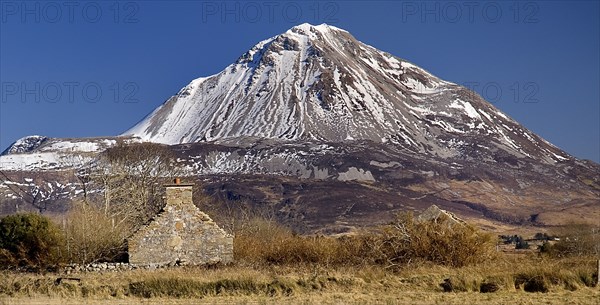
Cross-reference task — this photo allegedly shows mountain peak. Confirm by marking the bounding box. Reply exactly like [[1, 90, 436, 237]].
[[124, 25, 571, 164], [287, 23, 346, 36]]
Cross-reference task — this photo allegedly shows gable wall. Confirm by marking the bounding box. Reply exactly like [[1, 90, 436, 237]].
[[128, 185, 233, 265]]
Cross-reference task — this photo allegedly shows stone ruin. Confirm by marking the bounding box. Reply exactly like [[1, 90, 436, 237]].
[[128, 180, 233, 265]]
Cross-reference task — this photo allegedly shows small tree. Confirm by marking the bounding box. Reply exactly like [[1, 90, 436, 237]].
[[0, 213, 64, 268], [90, 142, 183, 230]]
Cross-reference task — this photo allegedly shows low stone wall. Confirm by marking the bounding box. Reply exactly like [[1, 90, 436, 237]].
[[62, 260, 199, 274]]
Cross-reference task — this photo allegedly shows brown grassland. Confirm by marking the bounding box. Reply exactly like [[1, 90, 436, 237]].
[[0, 213, 598, 305], [0, 256, 599, 305]]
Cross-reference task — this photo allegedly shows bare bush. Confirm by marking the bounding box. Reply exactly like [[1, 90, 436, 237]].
[[233, 212, 495, 268], [62, 202, 130, 264], [366, 212, 496, 268], [233, 217, 370, 267]]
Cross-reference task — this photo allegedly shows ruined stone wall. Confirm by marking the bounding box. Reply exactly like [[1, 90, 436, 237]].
[[128, 185, 233, 265]]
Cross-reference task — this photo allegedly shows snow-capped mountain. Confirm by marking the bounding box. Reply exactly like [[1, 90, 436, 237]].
[[124, 23, 569, 164], [2, 23, 598, 232]]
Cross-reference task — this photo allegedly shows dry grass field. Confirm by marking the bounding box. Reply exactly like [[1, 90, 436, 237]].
[[1, 213, 598, 304], [1, 255, 598, 305], [3, 291, 600, 305]]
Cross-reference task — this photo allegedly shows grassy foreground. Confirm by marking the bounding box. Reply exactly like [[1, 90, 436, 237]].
[[0, 255, 598, 305], [1, 213, 598, 304]]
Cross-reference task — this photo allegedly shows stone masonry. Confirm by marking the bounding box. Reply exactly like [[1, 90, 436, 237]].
[[128, 183, 233, 265]]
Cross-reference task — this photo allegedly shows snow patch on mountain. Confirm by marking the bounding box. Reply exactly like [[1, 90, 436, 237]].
[[0, 152, 70, 171], [0, 136, 136, 171]]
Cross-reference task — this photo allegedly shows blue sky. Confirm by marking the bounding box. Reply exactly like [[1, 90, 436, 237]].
[[1, 0, 598, 162]]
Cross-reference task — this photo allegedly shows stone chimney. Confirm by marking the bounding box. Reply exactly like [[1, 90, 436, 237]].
[[164, 178, 194, 209]]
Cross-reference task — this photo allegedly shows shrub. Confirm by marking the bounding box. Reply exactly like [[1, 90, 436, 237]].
[[234, 213, 496, 269], [502, 235, 530, 249], [62, 203, 130, 264], [515, 239, 530, 250], [374, 212, 496, 267], [539, 242, 553, 253], [233, 217, 368, 266], [0, 213, 64, 268]]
